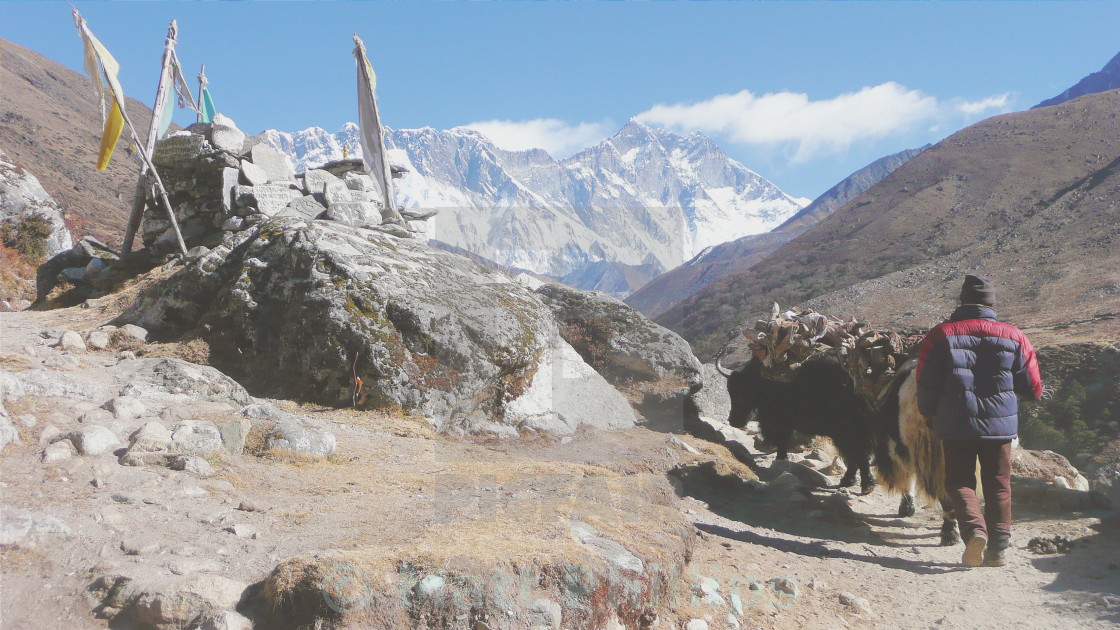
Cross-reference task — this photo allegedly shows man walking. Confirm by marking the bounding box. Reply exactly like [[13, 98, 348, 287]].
[[916, 274, 1043, 567]]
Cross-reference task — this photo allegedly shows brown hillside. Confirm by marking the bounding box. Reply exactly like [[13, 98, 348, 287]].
[[660, 89, 1120, 360], [1, 38, 161, 248]]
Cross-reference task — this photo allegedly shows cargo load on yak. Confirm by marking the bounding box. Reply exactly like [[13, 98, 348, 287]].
[[745, 303, 924, 405]]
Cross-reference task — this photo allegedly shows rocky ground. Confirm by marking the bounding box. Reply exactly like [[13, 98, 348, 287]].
[[2, 301, 1118, 630]]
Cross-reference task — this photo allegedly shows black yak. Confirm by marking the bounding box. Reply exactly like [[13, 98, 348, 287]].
[[717, 354, 876, 493]]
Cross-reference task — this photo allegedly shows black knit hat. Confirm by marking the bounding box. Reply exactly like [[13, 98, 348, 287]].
[[960, 274, 995, 306]]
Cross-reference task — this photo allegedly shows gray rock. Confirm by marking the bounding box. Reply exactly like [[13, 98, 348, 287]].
[[0, 415, 20, 451], [209, 114, 246, 154], [224, 524, 257, 539], [806, 448, 829, 462], [120, 324, 148, 342], [667, 435, 701, 455], [684, 620, 709, 630], [65, 425, 121, 456], [120, 537, 161, 556], [371, 223, 413, 238], [87, 330, 112, 351], [189, 610, 254, 630], [115, 219, 635, 433], [220, 167, 240, 214], [768, 471, 803, 492], [324, 200, 382, 227], [0, 149, 74, 258], [16, 413, 37, 428], [41, 353, 81, 370], [528, 598, 562, 630], [302, 169, 339, 196], [839, 592, 873, 616], [58, 330, 87, 353], [129, 575, 248, 629], [240, 160, 269, 186], [128, 422, 173, 452], [570, 520, 643, 573], [217, 417, 251, 454], [38, 424, 62, 445], [0, 508, 70, 545], [770, 458, 832, 488], [221, 216, 246, 232], [152, 133, 213, 169], [508, 338, 635, 435], [768, 577, 798, 596], [400, 208, 439, 221], [41, 440, 74, 464], [536, 282, 702, 389], [249, 183, 301, 217], [283, 195, 326, 222], [1, 369, 25, 402], [114, 358, 250, 407], [170, 455, 214, 476], [171, 421, 223, 457], [249, 144, 295, 182], [9, 367, 95, 396], [265, 419, 336, 456], [103, 396, 146, 420]]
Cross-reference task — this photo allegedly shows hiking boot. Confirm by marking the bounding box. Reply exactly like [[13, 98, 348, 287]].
[[962, 535, 987, 567], [984, 547, 1007, 567]]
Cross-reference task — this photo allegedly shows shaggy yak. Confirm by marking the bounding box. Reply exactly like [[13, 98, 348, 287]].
[[717, 354, 876, 493], [873, 359, 961, 546]]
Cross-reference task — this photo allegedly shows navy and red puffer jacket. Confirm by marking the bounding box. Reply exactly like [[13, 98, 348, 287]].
[[916, 305, 1043, 440]]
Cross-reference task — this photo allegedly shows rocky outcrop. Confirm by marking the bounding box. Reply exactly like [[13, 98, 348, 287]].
[[114, 216, 635, 435], [537, 283, 701, 389], [0, 147, 72, 258]]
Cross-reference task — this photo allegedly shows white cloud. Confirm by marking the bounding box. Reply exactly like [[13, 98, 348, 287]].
[[462, 118, 615, 158], [956, 93, 1012, 115], [636, 83, 1012, 162]]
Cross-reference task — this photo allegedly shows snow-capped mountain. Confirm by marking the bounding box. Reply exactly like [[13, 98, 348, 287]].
[[263, 120, 807, 282]]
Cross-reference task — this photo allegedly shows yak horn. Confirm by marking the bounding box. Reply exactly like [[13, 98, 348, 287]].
[[715, 355, 733, 378]]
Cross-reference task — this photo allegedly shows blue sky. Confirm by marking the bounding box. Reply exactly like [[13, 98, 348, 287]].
[[3, 2, 1119, 199]]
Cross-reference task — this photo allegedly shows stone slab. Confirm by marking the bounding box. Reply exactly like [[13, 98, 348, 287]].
[[240, 161, 269, 187], [251, 184, 302, 217], [153, 135, 213, 170], [249, 144, 295, 183]]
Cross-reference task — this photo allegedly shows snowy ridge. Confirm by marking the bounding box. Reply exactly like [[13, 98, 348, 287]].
[[263, 119, 806, 281]]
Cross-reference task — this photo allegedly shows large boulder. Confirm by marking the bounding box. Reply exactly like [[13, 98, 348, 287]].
[[536, 283, 702, 389], [114, 218, 635, 434], [0, 148, 72, 260]]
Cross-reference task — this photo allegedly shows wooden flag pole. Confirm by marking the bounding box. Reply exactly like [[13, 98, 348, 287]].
[[122, 20, 178, 256]]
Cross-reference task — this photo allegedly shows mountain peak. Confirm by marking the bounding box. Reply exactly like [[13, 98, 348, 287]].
[[1034, 49, 1120, 109]]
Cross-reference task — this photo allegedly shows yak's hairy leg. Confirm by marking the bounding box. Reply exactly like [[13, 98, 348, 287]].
[[838, 464, 857, 488], [859, 460, 875, 494], [939, 497, 961, 546], [898, 493, 917, 517]]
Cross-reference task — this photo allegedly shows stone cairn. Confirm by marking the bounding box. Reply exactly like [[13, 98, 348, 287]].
[[141, 113, 437, 251], [746, 303, 922, 404]]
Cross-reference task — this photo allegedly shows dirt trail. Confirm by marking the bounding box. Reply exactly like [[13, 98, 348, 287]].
[[677, 450, 1120, 630]]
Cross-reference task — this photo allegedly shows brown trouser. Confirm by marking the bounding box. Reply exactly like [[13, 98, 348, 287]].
[[943, 439, 1013, 550]]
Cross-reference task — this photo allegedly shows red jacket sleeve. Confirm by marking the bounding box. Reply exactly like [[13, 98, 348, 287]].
[[1013, 330, 1043, 400]]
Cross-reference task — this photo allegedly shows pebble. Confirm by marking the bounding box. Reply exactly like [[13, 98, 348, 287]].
[[57, 330, 87, 353], [119, 324, 148, 342], [110, 492, 140, 504], [16, 414, 37, 429], [41, 441, 74, 464], [224, 524, 258, 539], [120, 537, 160, 556], [87, 330, 112, 351], [236, 500, 258, 512]]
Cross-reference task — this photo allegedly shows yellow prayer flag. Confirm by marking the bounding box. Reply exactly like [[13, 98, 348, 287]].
[[97, 100, 124, 171]]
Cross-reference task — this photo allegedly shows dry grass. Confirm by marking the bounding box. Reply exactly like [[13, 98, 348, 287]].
[[0, 354, 34, 370], [0, 244, 37, 304], [139, 337, 210, 364]]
